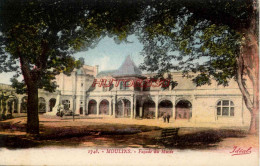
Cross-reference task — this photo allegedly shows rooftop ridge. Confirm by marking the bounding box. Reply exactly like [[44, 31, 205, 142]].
[[113, 55, 143, 77]]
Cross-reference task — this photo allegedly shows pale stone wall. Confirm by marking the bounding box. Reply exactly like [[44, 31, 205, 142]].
[[86, 71, 252, 128], [0, 64, 253, 129]]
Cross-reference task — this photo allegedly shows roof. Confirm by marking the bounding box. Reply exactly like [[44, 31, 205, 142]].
[[112, 55, 144, 78], [0, 83, 13, 90], [144, 72, 196, 90], [96, 70, 116, 78]]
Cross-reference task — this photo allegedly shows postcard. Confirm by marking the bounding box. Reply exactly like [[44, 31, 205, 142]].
[[0, 0, 259, 165]]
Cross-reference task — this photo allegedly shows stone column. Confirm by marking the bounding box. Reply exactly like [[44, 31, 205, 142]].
[[12, 101, 15, 114], [171, 96, 176, 120], [5, 102, 8, 115], [130, 95, 134, 119], [113, 96, 116, 117], [109, 99, 112, 116], [17, 98, 21, 114], [122, 100, 125, 117], [72, 97, 76, 115], [155, 96, 159, 119], [85, 99, 89, 115], [190, 95, 195, 122], [97, 100, 100, 116], [75, 97, 81, 115], [45, 98, 49, 113], [133, 96, 136, 118]]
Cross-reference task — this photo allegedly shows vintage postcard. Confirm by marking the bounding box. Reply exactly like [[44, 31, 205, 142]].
[[0, 0, 259, 165]]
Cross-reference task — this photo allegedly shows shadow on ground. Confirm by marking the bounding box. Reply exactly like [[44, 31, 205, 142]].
[[0, 120, 249, 150], [158, 129, 247, 150]]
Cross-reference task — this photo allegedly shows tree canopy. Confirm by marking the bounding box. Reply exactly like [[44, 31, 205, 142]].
[[137, 0, 258, 134], [139, 0, 254, 83], [0, 0, 258, 134], [0, 0, 145, 134]]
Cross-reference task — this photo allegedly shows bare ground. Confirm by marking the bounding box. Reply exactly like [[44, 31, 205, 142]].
[[0, 115, 258, 150]]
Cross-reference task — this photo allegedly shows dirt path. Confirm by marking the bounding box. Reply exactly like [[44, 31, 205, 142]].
[[0, 116, 258, 150]]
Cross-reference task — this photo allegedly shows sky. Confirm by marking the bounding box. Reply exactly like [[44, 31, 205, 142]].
[[74, 35, 144, 72], [0, 35, 145, 85]]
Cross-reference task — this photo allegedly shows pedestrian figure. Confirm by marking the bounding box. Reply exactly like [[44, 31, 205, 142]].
[[163, 112, 167, 123], [166, 113, 170, 123]]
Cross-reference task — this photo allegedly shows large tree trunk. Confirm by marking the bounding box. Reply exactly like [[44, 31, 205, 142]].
[[249, 108, 259, 134], [20, 56, 40, 135], [26, 83, 39, 135], [237, 25, 259, 134]]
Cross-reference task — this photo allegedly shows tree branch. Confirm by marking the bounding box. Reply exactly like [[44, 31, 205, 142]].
[[236, 54, 253, 111]]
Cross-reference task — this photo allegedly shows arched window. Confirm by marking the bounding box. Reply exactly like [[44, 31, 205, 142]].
[[217, 100, 234, 116]]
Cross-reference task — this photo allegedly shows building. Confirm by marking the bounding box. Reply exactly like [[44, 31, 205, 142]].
[[0, 56, 252, 127]]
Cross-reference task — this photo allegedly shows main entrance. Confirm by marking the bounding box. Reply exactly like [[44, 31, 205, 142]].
[[175, 100, 192, 120], [159, 100, 173, 117], [88, 100, 97, 114], [99, 99, 109, 115]]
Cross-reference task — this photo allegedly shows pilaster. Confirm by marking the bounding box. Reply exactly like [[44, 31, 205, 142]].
[[130, 95, 134, 119], [155, 95, 159, 119]]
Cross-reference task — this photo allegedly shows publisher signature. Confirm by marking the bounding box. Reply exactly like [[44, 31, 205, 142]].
[[230, 146, 252, 156]]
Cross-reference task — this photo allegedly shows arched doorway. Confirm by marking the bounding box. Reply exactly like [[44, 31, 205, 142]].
[[143, 100, 155, 119], [49, 98, 56, 112], [99, 99, 109, 115], [80, 107, 83, 114], [7, 97, 18, 114], [38, 97, 46, 113], [159, 100, 173, 117], [88, 100, 97, 114], [20, 96, 28, 113], [116, 99, 131, 118], [175, 100, 192, 120]]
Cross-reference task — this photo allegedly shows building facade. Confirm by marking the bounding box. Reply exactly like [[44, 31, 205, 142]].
[[0, 56, 252, 127]]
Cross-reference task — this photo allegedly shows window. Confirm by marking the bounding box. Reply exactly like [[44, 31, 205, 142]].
[[217, 100, 234, 116], [125, 81, 130, 90], [120, 81, 124, 90], [119, 81, 130, 90]]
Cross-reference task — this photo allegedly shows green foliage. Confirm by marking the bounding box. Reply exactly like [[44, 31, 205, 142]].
[[138, 0, 254, 87], [0, 0, 145, 93], [10, 78, 27, 94], [0, 0, 256, 90]]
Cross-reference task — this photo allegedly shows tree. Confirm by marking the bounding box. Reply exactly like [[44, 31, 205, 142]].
[[138, 0, 258, 134], [0, 0, 146, 135], [1, 0, 258, 135], [0, 0, 91, 134]]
